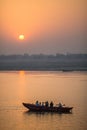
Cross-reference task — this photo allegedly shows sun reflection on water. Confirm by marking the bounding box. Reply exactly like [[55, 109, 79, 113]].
[[18, 71, 27, 101]]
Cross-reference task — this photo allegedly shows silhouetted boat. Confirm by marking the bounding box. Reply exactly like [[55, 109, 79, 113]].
[[22, 103, 73, 113], [62, 69, 73, 72]]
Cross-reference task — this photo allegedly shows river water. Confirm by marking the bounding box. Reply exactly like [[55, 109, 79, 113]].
[[0, 71, 87, 130]]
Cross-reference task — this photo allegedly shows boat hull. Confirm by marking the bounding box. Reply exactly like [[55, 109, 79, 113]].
[[22, 103, 73, 113]]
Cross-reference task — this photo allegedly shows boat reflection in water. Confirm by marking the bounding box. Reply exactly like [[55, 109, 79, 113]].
[[22, 102, 73, 113]]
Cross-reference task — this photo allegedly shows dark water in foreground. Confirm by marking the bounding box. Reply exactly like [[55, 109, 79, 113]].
[[0, 71, 87, 130]]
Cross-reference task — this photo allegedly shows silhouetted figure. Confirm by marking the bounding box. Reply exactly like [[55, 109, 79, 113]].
[[50, 101, 54, 107], [39, 102, 41, 106], [36, 100, 39, 106], [45, 101, 49, 107], [58, 102, 62, 108], [42, 102, 44, 106]]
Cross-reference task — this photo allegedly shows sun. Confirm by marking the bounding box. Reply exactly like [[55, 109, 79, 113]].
[[19, 34, 24, 40]]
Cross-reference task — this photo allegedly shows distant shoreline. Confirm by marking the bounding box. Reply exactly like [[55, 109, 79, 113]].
[[0, 69, 87, 71], [0, 54, 87, 71]]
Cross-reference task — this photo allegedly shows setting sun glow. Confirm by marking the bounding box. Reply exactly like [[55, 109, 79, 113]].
[[19, 35, 24, 40], [0, 0, 86, 54]]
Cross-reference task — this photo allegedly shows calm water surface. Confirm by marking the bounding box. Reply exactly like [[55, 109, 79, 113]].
[[0, 71, 87, 130]]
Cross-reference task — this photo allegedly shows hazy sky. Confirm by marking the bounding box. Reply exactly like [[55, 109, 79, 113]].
[[0, 0, 87, 54]]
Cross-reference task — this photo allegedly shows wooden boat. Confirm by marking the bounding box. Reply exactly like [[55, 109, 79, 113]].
[[22, 103, 73, 113]]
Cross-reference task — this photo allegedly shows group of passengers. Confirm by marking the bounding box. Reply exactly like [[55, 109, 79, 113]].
[[35, 101, 63, 108], [35, 101, 54, 107]]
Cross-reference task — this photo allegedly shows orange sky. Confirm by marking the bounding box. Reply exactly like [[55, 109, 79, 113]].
[[0, 0, 87, 54]]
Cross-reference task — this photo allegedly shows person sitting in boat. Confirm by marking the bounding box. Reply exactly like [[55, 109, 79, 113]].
[[45, 101, 49, 107], [58, 102, 62, 108], [36, 100, 39, 106], [39, 102, 41, 106], [42, 102, 44, 106], [50, 101, 54, 108]]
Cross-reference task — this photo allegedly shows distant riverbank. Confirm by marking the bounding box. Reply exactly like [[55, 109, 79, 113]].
[[0, 54, 87, 71], [0, 60, 87, 71]]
